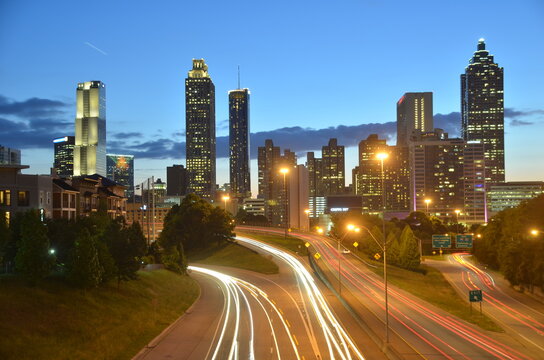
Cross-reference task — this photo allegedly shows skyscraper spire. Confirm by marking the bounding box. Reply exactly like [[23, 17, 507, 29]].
[[478, 38, 486, 50], [237, 65, 241, 89]]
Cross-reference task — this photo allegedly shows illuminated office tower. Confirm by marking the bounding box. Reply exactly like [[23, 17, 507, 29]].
[[106, 154, 134, 198], [229, 88, 251, 199], [322, 138, 345, 195], [397, 92, 433, 146], [0, 145, 21, 165], [185, 59, 216, 200], [53, 136, 74, 178], [166, 164, 187, 196], [461, 39, 504, 183], [74, 81, 106, 176], [258, 139, 296, 225]]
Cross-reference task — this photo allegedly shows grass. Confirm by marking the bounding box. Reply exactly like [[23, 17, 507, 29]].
[[189, 242, 279, 274], [235, 231, 309, 256], [361, 255, 503, 332], [0, 270, 200, 360]]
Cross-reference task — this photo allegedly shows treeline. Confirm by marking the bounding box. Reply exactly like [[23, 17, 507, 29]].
[[331, 211, 456, 271], [159, 194, 235, 273], [0, 209, 147, 288], [474, 194, 544, 292]]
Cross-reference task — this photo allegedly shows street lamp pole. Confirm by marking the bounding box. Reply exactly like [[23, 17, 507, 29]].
[[377, 151, 389, 345], [222, 195, 230, 213], [337, 224, 356, 295], [280, 168, 289, 242], [455, 209, 461, 234], [424, 198, 431, 217]]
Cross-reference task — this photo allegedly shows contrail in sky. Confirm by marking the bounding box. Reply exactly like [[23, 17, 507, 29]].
[[84, 42, 107, 55]]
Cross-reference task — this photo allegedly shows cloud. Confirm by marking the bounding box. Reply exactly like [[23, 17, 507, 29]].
[[433, 112, 461, 137], [0, 117, 73, 148], [0, 95, 69, 118], [217, 119, 229, 131], [112, 132, 143, 139], [504, 108, 544, 118], [509, 119, 534, 126]]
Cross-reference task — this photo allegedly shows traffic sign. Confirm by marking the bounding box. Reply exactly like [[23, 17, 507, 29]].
[[305, 242, 310, 248], [456, 234, 473, 248], [469, 289, 483, 302], [314, 252, 321, 260], [374, 253, 381, 260], [353, 241, 359, 248], [432, 234, 451, 248]]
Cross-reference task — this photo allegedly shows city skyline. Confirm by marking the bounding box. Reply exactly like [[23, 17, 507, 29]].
[[1, 1, 544, 195]]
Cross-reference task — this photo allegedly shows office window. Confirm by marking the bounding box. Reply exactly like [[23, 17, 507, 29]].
[[18, 191, 30, 206], [0, 190, 11, 206]]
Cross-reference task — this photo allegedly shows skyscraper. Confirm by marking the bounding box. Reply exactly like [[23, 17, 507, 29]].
[[53, 136, 74, 178], [74, 81, 106, 176], [397, 92, 434, 146], [0, 145, 21, 165], [258, 139, 296, 225], [166, 164, 188, 196], [461, 39, 504, 183], [322, 138, 345, 195], [106, 154, 134, 199], [409, 129, 486, 224], [229, 88, 251, 199], [185, 59, 216, 200]]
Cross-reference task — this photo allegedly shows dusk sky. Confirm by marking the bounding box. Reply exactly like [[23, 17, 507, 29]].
[[1, 0, 543, 195]]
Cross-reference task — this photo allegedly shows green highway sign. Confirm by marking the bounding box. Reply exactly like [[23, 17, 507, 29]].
[[469, 289, 483, 302], [456, 234, 473, 248], [432, 234, 451, 248]]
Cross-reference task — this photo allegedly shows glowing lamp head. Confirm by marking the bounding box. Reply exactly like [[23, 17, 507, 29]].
[[222, 195, 230, 201], [424, 199, 431, 205], [347, 224, 355, 231], [454, 209, 461, 215], [376, 152, 389, 161], [317, 228, 324, 234], [304, 209, 310, 214], [530, 229, 539, 236], [354, 228, 361, 233], [279, 168, 289, 174]]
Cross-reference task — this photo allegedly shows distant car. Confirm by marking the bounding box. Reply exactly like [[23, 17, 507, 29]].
[[342, 249, 351, 254]]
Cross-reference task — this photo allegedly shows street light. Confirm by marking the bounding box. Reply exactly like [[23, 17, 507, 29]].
[[280, 167, 290, 241], [530, 229, 543, 237], [222, 195, 230, 212], [454, 209, 461, 234], [424, 198, 431, 217], [376, 151, 389, 344], [304, 209, 310, 231]]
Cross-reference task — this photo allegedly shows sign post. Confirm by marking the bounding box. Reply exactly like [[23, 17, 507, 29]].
[[432, 234, 451, 257], [456, 234, 473, 248], [469, 289, 483, 315]]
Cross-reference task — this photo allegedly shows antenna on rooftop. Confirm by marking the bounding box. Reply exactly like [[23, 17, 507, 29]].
[[237, 65, 241, 89]]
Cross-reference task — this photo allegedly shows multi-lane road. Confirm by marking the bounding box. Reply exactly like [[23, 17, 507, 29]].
[[239, 226, 542, 360], [135, 234, 383, 360], [427, 253, 544, 357]]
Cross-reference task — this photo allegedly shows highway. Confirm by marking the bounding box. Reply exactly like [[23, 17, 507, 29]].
[[426, 253, 544, 358], [135, 234, 380, 360], [238, 226, 538, 360]]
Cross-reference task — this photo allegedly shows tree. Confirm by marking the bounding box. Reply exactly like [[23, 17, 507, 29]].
[[67, 228, 103, 289], [14, 210, 55, 285], [387, 231, 400, 266], [0, 211, 9, 267], [399, 225, 420, 270]]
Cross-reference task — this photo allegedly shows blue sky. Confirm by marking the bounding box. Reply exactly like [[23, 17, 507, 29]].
[[1, 0, 543, 195]]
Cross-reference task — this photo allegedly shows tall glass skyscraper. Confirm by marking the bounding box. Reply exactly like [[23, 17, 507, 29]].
[[396, 92, 434, 146], [107, 154, 134, 199], [74, 81, 106, 176], [229, 88, 251, 199], [185, 59, 216, 200], [53, 136, 74, 178], [461, 39, 504, 183]]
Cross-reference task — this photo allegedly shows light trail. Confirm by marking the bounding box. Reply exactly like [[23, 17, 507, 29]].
[[237, 227, 535, 360], [189, 266, 300, 360], [236, 236, 366, 360]]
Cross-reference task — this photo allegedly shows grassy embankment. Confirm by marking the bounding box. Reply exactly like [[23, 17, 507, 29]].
[[188, 241, 279, 274], [235, 231, 309, 256], [359, 253, 503, 332], [0, 270, 199, 360]]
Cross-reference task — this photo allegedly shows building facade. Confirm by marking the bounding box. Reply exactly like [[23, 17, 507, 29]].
[[322, 138, 345, 196], [229, 88, 251, 200], [53, 136, 74, 178], [0, 145, 21, 165], [106, 154, 134, 199], [288, 165, 309, 231], [487, 182, 544, 216], [409, 130, 486, 224], [397, 92, 434, 146], [461, 39, 504, 183], [185, 59, 216, 200], [257, 139, 296, 225], [74, 81, 106, 177], [166, 164, 187, 196]]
